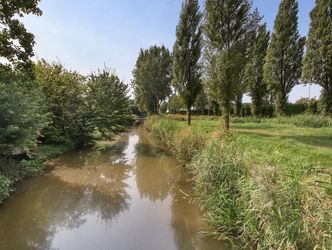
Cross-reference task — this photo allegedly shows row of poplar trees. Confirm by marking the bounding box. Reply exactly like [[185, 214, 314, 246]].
[[133, 0, 332, 129]]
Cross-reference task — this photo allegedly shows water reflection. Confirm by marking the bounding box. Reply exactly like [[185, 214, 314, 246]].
[[0, 129, 229, 250], [0, 174, 130, 250]]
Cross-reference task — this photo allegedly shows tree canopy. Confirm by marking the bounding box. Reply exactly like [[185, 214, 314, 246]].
[[132, 45, 172, 114], [244, 12, 270, 117], [0, 0, 42, 73], [204, 0, 251, 130], [302, 0, 332, 116], [173, 0, 202, 125], [264, 0, 305, 115]]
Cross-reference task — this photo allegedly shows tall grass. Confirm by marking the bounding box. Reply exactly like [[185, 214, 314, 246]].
[[145, 116, 205, 165], [145, 116, 332, 249]]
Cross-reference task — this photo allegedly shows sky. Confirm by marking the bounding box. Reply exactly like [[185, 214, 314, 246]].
[[22, 0, 321, 103]]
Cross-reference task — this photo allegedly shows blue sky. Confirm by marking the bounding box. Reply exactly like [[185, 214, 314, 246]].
[[23, 0, 321, 102]]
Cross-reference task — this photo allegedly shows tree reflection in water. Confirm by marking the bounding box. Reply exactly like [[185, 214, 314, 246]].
[[134, 141, 178, 202], [0, 144, 131, 250]]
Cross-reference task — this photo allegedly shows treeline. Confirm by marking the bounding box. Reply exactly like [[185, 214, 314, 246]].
[[132, 0, 332, 129], [0, 1, 132, 202]]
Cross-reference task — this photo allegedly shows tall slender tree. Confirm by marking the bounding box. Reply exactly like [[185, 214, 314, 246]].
[[244, 19, 270, 117], [173, 0, 202, 125], [234, 9, 263, 117], [204, 0, 251, 130], [264, 0, 305, 116], [302, 0, 332, 116]]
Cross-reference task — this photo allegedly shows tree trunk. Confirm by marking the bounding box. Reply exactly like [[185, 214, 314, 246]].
[[223, 104, 230, 131], [322, 83, 332, 116], [235, 94, 243, 117], [276, 92, 287, 116], [186, 107, 191, 126], [252, 94, 263, 118]]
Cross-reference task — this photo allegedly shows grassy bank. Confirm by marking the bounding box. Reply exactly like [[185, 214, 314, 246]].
[[145, 115, 332, 249], [0, 143, 74, 203]]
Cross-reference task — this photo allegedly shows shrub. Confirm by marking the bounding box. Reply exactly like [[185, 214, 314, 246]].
[[291, 114, 331, 128], [0, 175, 12, 203]]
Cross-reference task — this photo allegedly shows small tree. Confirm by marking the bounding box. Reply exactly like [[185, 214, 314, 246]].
[[35, 60, 87, 144], [302, 0, 332, 116], [264, 0, 305, 116], [173, 0, 202, 125], [0, 69, 46, 158], [244, 21, 270, 117], [87, 69, 132, 141], [204, 0, 251, 130]]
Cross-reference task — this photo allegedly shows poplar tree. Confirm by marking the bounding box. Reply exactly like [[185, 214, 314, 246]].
[[264, 0, 305, 116], [204, 0, 251, 130], [244, 21, 270, 117], [302, 0, 332, 116], [173, 0, 202, 125]]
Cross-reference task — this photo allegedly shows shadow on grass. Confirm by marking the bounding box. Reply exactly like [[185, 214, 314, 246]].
[[280, 135, 332, 149], [238, 130, 332, 149], [231, 123, 281, 130]]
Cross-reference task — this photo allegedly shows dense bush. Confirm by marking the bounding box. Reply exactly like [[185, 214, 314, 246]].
[[0, 175, 11, 203], [270, 114, 332, 128], [291, 114, 331, 128], [0, 77, 47, 157]]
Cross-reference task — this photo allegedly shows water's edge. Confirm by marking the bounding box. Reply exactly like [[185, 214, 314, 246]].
[[0, 128, 229, 250]]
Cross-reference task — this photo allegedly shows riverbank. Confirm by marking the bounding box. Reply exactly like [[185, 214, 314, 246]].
[[0, 129, 136, 204], [0, 142, 75, 203], [144, 115, 332, 249]]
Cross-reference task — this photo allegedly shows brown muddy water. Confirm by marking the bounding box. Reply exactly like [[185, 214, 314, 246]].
[[0, 129, 229, 250]]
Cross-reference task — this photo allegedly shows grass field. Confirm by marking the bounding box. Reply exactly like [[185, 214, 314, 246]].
[[145, 115, 332, 249], [168, 117, 332, 168]]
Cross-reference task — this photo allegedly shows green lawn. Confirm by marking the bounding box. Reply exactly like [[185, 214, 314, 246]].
[[162, 116, 332, 168]]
